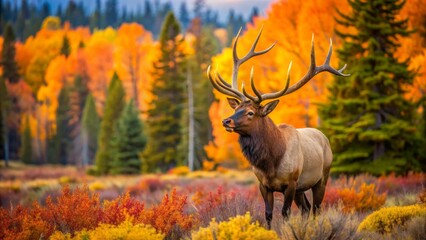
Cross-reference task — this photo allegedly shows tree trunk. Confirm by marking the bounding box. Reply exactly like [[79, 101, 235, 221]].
[[373, 111, 385, 160], [187, 66, 195, 171], [2, 107, 9, 167]]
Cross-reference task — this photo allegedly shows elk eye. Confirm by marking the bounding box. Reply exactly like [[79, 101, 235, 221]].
[[247, 111, 254, 116]]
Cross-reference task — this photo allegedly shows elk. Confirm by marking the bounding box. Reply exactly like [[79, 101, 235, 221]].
[[207, 27, 349, 229]]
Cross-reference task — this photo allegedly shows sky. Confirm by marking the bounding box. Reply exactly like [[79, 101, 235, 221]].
[[39, 0, 277, 23]]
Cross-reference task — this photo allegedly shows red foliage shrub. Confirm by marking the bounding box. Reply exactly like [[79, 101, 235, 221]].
[[0, 204, 53, 240], [377, 172, 425, 195], [126, 176, 168, 194], [323, 185, 341, 207], [136, 189, 195, 237], [102, 192, 145, 225], [44, 185, 102, 234], [193, 185, 262, 225]]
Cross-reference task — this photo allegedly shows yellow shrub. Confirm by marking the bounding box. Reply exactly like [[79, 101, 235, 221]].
[[358, 204, 426, 234], [192, 212, 279, 240], [89, 181, 106, 191], [49, 219, 164, 240], [167, 166, 190, 176], [59, 176, 76, 184]]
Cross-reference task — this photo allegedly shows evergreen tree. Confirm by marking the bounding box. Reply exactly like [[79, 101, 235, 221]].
[[20, 0, 29, 19], [56, 4, 63, 19], [23, 4, 42, 40], [0, 0, 3, 35], [193, 0, 205, 19], [81, 94, 100, 167], [1, 23, 20, 83], [41, 2, 51, 20], [318, 0, 420, 175], [20, 115, 32, 164], [105, 0, 118, 27], [54, 85, 72, 165], [90, 0, 102, 29], [249, 7, 259, 24], [60, 34, 71, 58], [141, 0, 154, 33], [110, 100, 146, 174], [64, 0, 78, 27], [179, 2, 190, 30], [0, 76, 9, 166], [143, 12, 186, 172], [94, 73, 125, 175]]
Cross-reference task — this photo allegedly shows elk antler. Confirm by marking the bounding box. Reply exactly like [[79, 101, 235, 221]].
[[208, 28, 349, 104], [207, 25, 276, 102], [246, 34, 349, 104]]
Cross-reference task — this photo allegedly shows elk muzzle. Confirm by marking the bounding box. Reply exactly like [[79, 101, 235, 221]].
[[222, 118, 235, 132]]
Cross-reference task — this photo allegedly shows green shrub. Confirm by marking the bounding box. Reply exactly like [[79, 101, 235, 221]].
[[192, 212, 278, 240], [358, 204, 426, 234]]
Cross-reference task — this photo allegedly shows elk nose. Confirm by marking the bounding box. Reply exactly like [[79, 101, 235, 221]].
[[222, 119, 232, 126]]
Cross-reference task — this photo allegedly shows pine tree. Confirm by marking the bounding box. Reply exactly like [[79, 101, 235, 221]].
[[142, 12, 186, 172], [105, 0, 118, 27], [94, 73, 125, 175], [110, 100, 146, 174], [60, 34, 71, 58], [90, 0, 102, 30], [54, 85, 72, 165], [318, 0, 420, 175], [179, 2, 190, 30], [81, 94, 100, 167], [20, 115, 32, 164], [0, 76, 9, 166], [1, 23, 20, 83]]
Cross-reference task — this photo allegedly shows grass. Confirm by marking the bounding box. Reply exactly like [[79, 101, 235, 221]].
[[0, 162, 425, 239]]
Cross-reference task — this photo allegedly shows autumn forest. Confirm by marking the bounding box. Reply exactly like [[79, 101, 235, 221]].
[[0, 0, 425, 239]]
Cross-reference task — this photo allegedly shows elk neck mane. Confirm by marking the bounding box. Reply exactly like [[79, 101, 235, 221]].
[[238, 116, 286, 173]]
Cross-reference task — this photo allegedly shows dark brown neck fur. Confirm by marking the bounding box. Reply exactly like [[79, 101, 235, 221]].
[[238, 117, 286, 174]]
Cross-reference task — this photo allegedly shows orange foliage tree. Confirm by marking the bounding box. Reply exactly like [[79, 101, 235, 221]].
[[85, 27, 116, 115], [205, 0, 426, 169], [205, 0, 350, 169], [114, 23, 157, 115]]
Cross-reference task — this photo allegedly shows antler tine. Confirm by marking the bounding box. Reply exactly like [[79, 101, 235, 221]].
[[239, 25, 277, 64], [232, 25, 276, 90], [321, 38, 350, 76], [242, 66, 262, 103], [216, 71, 232, 88], [242, 83, 258, 103], [207, 65, 245, 100], [250, 66, 262, 101], [216, 72, 246, 100], [283, 35, 350, 96], [257, 61, 292, 102]]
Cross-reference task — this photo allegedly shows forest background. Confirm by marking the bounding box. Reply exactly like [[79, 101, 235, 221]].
[[0, 0, 425, 176]]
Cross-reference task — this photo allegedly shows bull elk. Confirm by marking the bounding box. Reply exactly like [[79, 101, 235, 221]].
[[207, 27, 349, 228]]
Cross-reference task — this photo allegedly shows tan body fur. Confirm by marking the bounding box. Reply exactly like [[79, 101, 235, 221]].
[[252, 125, 332, 192], [208, 27, 348, 229]]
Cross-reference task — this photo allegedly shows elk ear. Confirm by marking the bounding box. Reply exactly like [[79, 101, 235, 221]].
[[227, 98, 240, 109], [260, 100, 279, 117]]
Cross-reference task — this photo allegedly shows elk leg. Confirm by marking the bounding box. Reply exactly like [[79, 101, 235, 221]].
[[282, 181, 296, 220], [294, 192, 310, 217], [259, 184, 274, 229], [312, 167, 330, 216]]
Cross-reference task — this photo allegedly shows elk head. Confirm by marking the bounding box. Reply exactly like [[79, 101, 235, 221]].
[[208, 26, 349, 135]]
